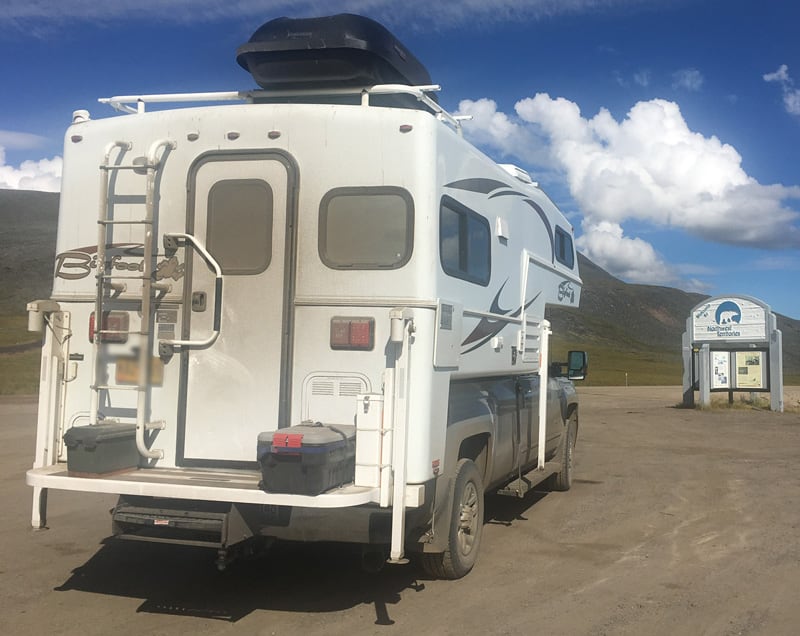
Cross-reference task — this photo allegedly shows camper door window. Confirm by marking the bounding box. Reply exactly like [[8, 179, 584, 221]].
[[319, 187, 414, 269], [439, 196, 491, 286], [207, 179, 273, 274]]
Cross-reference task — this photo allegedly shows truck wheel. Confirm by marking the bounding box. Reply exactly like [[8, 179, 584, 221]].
[[551, 414, 577, 492], [421, 458, 484, 579]]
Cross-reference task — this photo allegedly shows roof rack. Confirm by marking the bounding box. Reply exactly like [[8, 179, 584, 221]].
[[98, 84, 471, 134]]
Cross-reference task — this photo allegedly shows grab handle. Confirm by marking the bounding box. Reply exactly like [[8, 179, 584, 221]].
[[159, 232, 223, 354]]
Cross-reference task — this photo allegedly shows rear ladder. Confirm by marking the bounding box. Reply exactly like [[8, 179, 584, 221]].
[[89, 139, 176, 460]]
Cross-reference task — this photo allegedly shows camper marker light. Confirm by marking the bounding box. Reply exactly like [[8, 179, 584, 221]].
[[89, 311, 129, 343], [330, 317, 375, 350]]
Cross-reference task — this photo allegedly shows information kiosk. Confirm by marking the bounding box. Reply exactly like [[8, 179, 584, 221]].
[[682, 296, 783, 412]]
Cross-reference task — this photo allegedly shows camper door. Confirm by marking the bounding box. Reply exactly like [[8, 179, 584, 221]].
[[177, 152, 296, 467]]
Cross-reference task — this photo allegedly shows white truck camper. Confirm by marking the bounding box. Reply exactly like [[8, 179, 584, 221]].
[[26, 14, 587, 578]]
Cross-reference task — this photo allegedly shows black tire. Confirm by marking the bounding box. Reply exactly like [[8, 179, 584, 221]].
[[551, 413, 577, 492], [420, 458, 484, 579]]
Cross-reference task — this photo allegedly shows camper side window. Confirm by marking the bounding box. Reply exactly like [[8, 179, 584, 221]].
[[319, 187, 413, 269], [207, 179, 273, 275], [554, 226, 575, 269], [439, 196, 491, 286]]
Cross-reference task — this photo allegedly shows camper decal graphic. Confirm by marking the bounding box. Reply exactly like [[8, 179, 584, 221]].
[[558, 281, 575, 303], [445, 179, 555, 262], [55, 244, 185, 282], [461, 280, 541, 354], [445, 178, 510, 194]]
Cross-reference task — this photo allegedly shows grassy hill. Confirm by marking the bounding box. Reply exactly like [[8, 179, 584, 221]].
[[0, 190, 59, 393], [1, 188, 798, 393], [0, 189, 59, 312], [548, 253, 800, 385]]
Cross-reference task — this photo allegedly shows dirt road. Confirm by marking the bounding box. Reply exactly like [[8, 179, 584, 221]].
[[2, 388, 799, 635]]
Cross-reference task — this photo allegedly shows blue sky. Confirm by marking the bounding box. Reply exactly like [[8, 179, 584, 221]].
[[2, 0, 799, 319]]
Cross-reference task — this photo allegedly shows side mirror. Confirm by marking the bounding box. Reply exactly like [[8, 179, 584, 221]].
[[567, 350, 588, 380]]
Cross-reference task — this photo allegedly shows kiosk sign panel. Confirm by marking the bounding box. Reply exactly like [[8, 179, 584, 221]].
[[735, 351, 765, 389], [711, 351, 730, 389], [692, 298, 767, 342]]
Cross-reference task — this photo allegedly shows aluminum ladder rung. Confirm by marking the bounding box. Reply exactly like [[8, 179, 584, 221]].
[[98, 219, 153, 226], [97, 274, 149, 281], [95, 329, 150, 337]]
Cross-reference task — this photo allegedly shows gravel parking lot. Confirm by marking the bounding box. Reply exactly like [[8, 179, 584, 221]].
[[2, 387, 799, 635]]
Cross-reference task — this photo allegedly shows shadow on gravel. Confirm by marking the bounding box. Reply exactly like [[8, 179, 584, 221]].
[[484, 489, 548, 526], [53, 488, 563, 623], [55, 538, 425, 624]]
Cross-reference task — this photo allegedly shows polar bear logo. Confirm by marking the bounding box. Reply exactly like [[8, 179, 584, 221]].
[[715, 301, 741, 326]]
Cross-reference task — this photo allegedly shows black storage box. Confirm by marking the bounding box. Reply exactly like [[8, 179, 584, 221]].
[[236, 14, 432, 91], [63, 423, 139, 475], [258, 423, 355, 496]]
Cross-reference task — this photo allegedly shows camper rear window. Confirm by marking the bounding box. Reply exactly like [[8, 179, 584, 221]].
[[207, 179, 273, 274], [554, 226, 575, 269], [439, 196, 491, 286], [319, 187, 413, 269]]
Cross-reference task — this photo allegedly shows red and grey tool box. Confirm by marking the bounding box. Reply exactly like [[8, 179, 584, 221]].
[[62, 422, 139, 476], [257, 423, 356, 496]]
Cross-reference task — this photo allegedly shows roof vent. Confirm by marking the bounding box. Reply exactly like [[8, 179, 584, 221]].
[[499, 164, 537, 186]]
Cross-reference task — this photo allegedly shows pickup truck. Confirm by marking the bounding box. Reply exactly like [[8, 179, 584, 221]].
[[416, 352, 586, 579]]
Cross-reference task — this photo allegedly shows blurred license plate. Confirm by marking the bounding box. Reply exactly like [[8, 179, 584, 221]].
[[115, 357, 164, 386]]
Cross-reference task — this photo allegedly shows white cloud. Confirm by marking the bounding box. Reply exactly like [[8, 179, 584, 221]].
[[455, 99, 549, 166], [459, 91, 800, 284], [672, 68, 704, 91], [456, 99, 523, 152], [0, 0, 658, 30], [784, 91, 800, 115], [763, 64, 790, 83], [633, 70, 651, 87], [0, 130, 49, 150], [576, 221, 675, 284], [763, 64, 800, 116], [0, 147, 62, 192]]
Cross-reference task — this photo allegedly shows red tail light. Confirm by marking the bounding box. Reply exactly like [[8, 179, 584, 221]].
[[89, 311, 130, 343], [330, 317, 374, 351]]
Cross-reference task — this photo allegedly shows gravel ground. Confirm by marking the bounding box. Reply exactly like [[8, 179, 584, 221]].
[[1, 387, 799, 635]]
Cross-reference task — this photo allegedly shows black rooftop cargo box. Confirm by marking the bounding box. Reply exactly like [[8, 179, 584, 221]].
[[236, 14, 432, 91]]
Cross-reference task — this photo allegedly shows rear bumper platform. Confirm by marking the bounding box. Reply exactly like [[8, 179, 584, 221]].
[[26, 464, 391, 508]]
